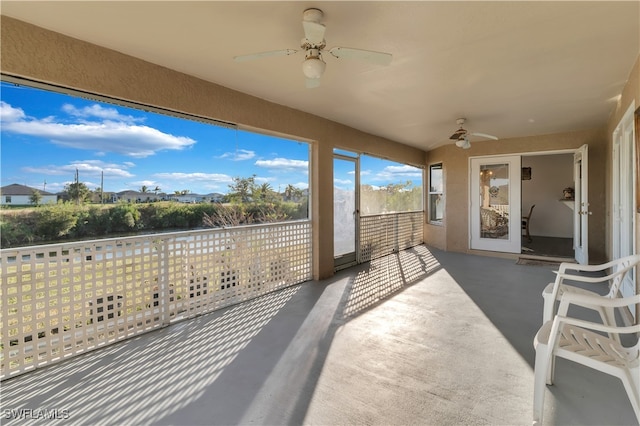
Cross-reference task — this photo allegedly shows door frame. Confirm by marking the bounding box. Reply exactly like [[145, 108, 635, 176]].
[[573, 144, 589, 265], [333, 152, 360, 271], [469, 155, 522, 253], [612, 102, 636, 300], [469, 148, 589, 260]]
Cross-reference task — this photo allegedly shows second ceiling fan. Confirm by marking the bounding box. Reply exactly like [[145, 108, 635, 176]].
[[449, 118, 498, 149], [234, 8, 393, 88]]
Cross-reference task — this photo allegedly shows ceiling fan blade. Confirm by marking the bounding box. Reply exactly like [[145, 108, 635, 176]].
[[305, 77, 321, 89], [449, 129, 467, 140], [303, 21, 326, 45], [470, 132, 499, 140], [328, 47, 392, 66], [234, 49, 298, 62]]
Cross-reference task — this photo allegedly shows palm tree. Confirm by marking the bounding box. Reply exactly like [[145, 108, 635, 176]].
[[140, 185, 149, 194], [284, 184, 295, 201]]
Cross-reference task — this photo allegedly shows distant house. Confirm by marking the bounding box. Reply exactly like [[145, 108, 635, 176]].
[[115, 190, 165, 203], [116, 190, 144, 203], [0, 183, 58, 205], [205, 193, 225, 203], [173, 193, 203, 203]]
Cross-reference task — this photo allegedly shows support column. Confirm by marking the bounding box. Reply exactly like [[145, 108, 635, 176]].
[[313, 142, 334, 280]]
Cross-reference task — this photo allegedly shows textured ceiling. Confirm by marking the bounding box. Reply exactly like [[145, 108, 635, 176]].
[[2, 1, 639, 151]]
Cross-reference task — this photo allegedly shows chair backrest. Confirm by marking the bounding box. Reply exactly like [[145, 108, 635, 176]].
[[524, 204, 535, 220], [609, 254, 640, 297]]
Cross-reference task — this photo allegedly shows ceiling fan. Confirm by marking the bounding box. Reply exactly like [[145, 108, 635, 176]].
[[449, 118, 498, 149], [233, 8, 393, 88]]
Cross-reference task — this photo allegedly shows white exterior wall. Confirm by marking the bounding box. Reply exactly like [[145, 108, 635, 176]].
[[1, 195, 57, 205]]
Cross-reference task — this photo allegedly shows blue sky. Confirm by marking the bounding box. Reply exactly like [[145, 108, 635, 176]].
[[1, 82, 421, 195]]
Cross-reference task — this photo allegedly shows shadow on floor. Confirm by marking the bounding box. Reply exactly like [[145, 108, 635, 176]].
[[1, 245, 635, 425]]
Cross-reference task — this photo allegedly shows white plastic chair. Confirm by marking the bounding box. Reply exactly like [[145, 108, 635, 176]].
[[542, 254, 640, 328], [533, 292, 640, 425]]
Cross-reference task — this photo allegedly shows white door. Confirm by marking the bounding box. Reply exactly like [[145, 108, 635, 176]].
[[470, 156, 522, 253], [612, 104, 636, 300], [573, 144, 589, 264], [334, 153, 359, 270]]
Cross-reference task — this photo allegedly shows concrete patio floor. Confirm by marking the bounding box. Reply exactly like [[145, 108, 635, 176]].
[[1, 245, 637, 425]]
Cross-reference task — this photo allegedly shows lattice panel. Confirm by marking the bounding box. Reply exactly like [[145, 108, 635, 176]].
[[0, 239, 164, 379], [1, 221, 312, 379], [359, 212, 424, 263], [175, 222, 312, 318], [396, 212, 424, 250]]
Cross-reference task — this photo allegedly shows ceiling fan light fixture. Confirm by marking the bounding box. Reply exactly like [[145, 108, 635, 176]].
[[302, 54, 325, 79], [456, 137, 471, 149]]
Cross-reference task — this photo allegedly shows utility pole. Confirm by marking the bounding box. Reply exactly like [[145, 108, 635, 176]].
[[101, 170, 104, 204], [75, 168, 80, 205]]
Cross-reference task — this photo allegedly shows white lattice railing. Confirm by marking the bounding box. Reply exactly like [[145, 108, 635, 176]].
[[359, 211, 424, 263], [0, 221, 312, 379]]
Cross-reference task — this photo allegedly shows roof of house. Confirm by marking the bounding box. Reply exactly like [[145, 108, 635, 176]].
[[0, 183, 55, 196]]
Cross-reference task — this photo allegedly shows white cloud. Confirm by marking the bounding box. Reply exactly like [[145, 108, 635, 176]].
[[0, 101, 26, 122], [254, 176, 275, 184], [130, 180, 160, 188], [152, 172, 234, 194], [1, 101, 196, 158], [217, 149, 256, 161], [153, 172, 233, 183], [385, 165, 422, 175], [334, 178, 352, 185], [22, 160, 135, 178], [375, 164, 423, 180], [255, 158, 308, 171], [62, 103, 143, 124]]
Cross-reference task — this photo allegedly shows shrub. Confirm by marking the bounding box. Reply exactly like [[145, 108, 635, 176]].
[[35, 202, 78, 240], [83, 206, 112, 236], [110, 203, 140, 232], [1, 220, 35, 248]]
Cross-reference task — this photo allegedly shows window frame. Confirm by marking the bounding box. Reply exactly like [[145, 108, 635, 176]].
[[428, 163, 444, 224]]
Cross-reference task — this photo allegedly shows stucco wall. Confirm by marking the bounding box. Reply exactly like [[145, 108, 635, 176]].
[[0, 16, 426, 280], [2, 15, 638, 275], [426, 128, 608, 261]]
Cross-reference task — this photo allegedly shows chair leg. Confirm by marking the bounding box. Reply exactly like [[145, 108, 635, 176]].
[[533, 344, 550, 425], [620, 370, 640, 424]]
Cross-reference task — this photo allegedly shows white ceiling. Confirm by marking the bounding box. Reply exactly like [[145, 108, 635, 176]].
[[2, 1, 639, 151]]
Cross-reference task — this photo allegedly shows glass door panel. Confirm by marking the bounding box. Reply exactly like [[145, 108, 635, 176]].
[[479, 163, 510, 240], [334, 154, 358, 270], [470, 156, 521, 253]]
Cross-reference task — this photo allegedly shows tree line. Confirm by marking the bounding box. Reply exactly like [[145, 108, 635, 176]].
[[1, 176, 309, 248]]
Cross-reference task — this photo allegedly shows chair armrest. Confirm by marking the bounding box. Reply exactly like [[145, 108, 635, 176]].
[[557, 292, 640, 317], [555, 315, 640, 336], [557, 257, 628, 274], [552, 261, 637, 287]]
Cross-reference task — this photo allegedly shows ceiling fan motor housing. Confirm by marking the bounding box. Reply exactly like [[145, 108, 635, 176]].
[[303, 8, 323, 23]]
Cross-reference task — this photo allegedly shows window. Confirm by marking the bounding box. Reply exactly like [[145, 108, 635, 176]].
[[359, 155, 423, 215], [428, 163, 443, 223], [0, 79, 310, 247]]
